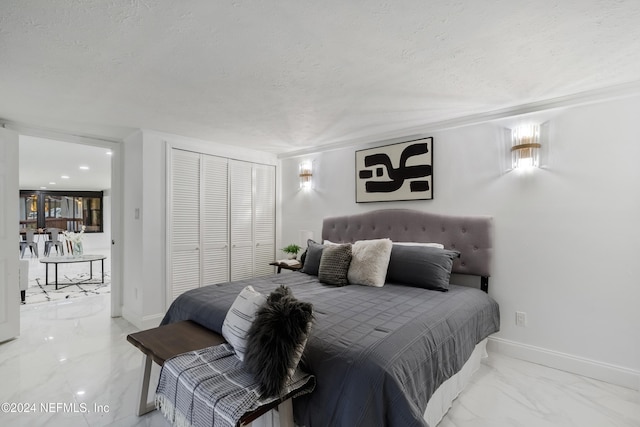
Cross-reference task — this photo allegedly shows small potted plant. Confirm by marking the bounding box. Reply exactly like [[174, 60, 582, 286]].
[[281, 243, 302, 260]]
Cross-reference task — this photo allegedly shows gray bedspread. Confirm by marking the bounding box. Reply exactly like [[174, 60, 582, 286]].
[[160, 272, 500, 427]]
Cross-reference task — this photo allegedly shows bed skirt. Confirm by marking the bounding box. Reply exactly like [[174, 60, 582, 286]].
[[422, 338, 488, 426]]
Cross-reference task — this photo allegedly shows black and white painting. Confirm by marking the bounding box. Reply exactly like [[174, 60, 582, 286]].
[[355, 137, 433, 203]]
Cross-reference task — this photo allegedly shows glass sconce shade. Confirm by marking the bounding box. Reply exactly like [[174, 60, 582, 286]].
[[511, 124, 541, 169], [299, 161, 313, 190]]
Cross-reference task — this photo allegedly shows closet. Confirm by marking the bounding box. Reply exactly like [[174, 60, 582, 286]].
[[168, 148, 275, 303]]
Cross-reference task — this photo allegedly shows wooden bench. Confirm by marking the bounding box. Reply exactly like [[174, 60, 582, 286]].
[[127, 320, 294, 427]]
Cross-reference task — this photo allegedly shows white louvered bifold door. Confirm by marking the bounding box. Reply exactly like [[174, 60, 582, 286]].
[[201, 155, 229, 285], [253, 164, 276, 277], [230, 160, 254, 281], [170, 149, 201, 302]]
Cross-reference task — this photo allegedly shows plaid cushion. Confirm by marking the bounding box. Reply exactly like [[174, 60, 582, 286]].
[[318, 244, 352, 286], [156, 343, 315, 427]]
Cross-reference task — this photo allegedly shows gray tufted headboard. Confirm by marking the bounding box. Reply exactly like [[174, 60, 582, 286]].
[[322, 209, 493, 290]]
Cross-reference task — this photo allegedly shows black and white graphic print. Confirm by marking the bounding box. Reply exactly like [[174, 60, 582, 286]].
[[356, 137, 433, 202]]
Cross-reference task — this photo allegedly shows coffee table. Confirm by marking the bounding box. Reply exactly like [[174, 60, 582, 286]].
[[39, 255, 107, 290]]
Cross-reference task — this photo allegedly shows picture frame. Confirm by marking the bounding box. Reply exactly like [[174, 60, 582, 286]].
[[355, 137, 433, 203]]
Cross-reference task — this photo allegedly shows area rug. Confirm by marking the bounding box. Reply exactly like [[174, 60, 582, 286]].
[[24, 272, 111, 305]]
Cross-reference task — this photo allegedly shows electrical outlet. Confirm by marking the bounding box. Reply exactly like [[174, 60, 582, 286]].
[[515, 311, 527, 327]]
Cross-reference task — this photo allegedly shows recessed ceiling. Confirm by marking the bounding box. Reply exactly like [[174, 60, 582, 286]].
[[2, 1, 640, 154], [19, 136, 111, 191]]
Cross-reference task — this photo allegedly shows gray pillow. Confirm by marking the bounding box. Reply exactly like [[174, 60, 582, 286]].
[[386, 245, 460, 291], [300, 239, 324, 276], [318, 244, 352, 286]]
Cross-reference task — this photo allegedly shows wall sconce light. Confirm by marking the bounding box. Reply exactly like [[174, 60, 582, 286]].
[[511, 124, 541, 169], [299, 161, 313, 190]]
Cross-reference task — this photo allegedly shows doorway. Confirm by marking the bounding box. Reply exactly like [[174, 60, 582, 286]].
[[18, 134, 121, 316]]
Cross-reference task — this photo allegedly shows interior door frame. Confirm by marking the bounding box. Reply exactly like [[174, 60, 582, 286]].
[[3, 122, 124, 317], [0, 127, 19, 342]]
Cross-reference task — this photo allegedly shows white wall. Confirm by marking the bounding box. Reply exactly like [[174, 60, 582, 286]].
[[121, 130, 277, 330], [279, 96, 640, 389]]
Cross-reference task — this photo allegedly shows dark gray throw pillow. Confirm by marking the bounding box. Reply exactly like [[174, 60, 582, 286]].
[[318, 244, 352, 286], [244, 286, 314, 398], [300, 239, 324, 276], [386, 245, 460, 291]]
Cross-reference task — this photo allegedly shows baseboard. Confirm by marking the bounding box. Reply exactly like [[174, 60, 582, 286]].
[[488, 337, 640, 391], [141, 313, 165, 330], [121, 306, 143, 330], [121, 307, 165, 331]]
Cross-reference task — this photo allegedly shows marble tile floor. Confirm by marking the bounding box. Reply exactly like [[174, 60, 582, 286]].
[[1, 294, 638, 427]]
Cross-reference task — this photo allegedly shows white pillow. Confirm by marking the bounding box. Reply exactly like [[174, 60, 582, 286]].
[[347, 238, 393, 287], [329, 240, 444, 249], [221, 285, 266, 361], [323, 240, 340, 245], [393, 241, 444, 249]]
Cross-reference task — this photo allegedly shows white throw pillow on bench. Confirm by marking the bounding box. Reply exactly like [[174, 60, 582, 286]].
[[222, 285, 266, 361]]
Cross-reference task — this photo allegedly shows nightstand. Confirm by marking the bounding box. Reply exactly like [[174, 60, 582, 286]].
[[270, 261, 302, 274]]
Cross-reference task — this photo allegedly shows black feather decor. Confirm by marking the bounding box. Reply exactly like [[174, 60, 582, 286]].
[[244, 285, 314, 398]]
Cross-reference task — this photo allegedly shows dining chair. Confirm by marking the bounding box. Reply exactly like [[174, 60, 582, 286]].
[[20, 229, 38, 258], [44, 228, 65, 256]]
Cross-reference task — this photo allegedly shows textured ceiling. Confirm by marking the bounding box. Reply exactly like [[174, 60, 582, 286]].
[[2, 1, 640, 154]]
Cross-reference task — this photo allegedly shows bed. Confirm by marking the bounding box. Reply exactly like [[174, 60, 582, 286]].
[[161, 209, 500, 427]]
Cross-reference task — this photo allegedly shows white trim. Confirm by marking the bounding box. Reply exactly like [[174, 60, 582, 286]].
[[0, 128, 20, 342], [0, 120, 121, 146], [488, 336, 640, 391], [141, 313, 165, 330], [277, 80, 640, 159], [3, 120, 124, 319], [275, 160, 282, 274], [109, 141, 124, 317], [165, 142, 172, 312], [153, 130, 277, 166], [121, 305, 143, 330], [122, 306, 165, 331]]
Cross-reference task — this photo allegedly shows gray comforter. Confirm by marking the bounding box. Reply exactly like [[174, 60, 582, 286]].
[[160, 272, 500, 427]]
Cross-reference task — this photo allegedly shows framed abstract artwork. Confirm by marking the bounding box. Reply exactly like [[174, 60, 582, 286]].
[[355, 137, 433, 203]]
